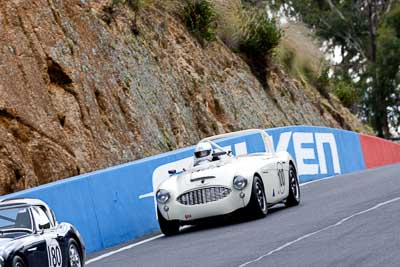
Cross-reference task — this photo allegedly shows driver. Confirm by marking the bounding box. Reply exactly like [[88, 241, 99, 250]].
[[193, 142, 214, 166]]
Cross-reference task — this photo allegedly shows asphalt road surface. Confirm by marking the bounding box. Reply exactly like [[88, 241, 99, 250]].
[[87, 164, 400, 267]]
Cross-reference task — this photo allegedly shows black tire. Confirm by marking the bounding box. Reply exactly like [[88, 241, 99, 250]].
[[12, 256, 25, 267], [246, 175, 268, 218], [157, 208, 180, 236], [68, 238, 83, 267], [286, 163, 300, 207]]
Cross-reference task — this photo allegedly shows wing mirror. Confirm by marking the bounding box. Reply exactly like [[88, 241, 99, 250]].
[[36, 227, 45, 235], [168, 170, 177, 175], [39, 222, 50, 230]]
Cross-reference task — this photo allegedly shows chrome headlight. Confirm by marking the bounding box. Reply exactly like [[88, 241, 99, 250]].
[[156, 189, 170, 204], [233, 176, 248, 190]]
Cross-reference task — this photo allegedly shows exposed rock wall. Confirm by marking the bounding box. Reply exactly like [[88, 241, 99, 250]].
[[0, 0, 367, 194]]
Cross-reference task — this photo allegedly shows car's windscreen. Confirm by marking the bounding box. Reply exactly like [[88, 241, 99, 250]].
[[0, 207, 32, 231]]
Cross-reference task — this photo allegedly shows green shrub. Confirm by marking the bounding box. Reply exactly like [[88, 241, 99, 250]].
[[101, 0, 146, 28], [299, 63, 331, 99], [102, 0, 125, 25], [127, 0, 147, 35], [235, 10, 282, 86], [239, 11, 282, 58], [384, 5, 400, 37], [333, 80, 358, 108], [183, 0, 217, 43], [279, 46, 295, 73], [300, 63, 315, 83], [126, 0, 143, 12], [315, 66, 331, 98]]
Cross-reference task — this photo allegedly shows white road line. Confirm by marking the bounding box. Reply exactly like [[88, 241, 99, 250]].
[[86, 234, 164, 265], [299, 175, 335, 187], [238, 196, 400, 267]]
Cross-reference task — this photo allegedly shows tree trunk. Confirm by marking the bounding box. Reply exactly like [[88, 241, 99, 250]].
[[367, 0, 391, 138], [367, 0, 377, 62]]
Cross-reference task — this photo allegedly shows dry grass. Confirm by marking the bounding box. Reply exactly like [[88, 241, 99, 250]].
[[277, 23, 326, 83], [153, 0, 183, 14], [213, 0, 244, 50]]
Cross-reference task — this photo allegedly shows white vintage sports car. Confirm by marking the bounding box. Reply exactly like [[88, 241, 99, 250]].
[[156, 129, 300, 235]]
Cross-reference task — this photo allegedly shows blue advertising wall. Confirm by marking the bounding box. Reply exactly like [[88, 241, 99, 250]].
[[266, 126, 366, 182], [1, 126, 367, 253]]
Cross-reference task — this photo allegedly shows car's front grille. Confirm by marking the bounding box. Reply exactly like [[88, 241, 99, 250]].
[[177, 186, 231, 205]]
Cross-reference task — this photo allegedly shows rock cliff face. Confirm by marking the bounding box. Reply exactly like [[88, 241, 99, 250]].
[[0, 0, 367, 194]]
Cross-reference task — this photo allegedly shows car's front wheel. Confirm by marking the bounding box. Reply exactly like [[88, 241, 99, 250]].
[[246, 175, 268, 218], [12, 255, 26, 267], [68, 238, 82, 267], [157, 208, 180, 236], [286, 163, 300, 207]]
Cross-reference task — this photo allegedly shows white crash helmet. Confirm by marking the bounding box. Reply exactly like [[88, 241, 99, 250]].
[[193, 142, 213, 166]]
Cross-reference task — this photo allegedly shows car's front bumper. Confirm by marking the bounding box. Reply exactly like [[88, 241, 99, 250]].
[[158, 185, 252, 222]]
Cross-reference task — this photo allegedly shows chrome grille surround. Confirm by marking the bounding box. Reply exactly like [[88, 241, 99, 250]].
[[177, 186, 231, 205]]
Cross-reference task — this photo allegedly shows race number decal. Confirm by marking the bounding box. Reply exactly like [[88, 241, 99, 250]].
[[277, 162, 285, 194], [46, 239, 62, 267]]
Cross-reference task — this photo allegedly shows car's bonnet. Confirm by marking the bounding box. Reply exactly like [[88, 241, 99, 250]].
[[178, 158, 248, 186], [0, 233, 35, 256], [0, 237, 16, 255], [0, 237, 13, 246]]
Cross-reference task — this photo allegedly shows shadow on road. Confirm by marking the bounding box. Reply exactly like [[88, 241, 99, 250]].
[[175, 204, 288, 235]]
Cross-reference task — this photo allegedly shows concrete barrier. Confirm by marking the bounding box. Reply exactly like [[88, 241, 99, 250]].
[[1, 126, 399, 253], [359, 133, 400, 168]]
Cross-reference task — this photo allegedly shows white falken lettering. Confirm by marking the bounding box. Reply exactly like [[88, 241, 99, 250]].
[[272, 131, 341, 176], [293, 132, 319, 175], [315, 133, 341, 174]]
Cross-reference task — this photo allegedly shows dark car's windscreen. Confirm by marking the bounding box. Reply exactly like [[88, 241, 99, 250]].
[[0, 207, 32, 231]]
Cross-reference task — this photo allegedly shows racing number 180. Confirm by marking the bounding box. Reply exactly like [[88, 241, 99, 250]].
[[277, 163, 285, 195], [47, 240, 62, 267]]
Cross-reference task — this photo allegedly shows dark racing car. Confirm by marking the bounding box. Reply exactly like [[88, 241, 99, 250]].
[[0, 198, 85, 267]]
